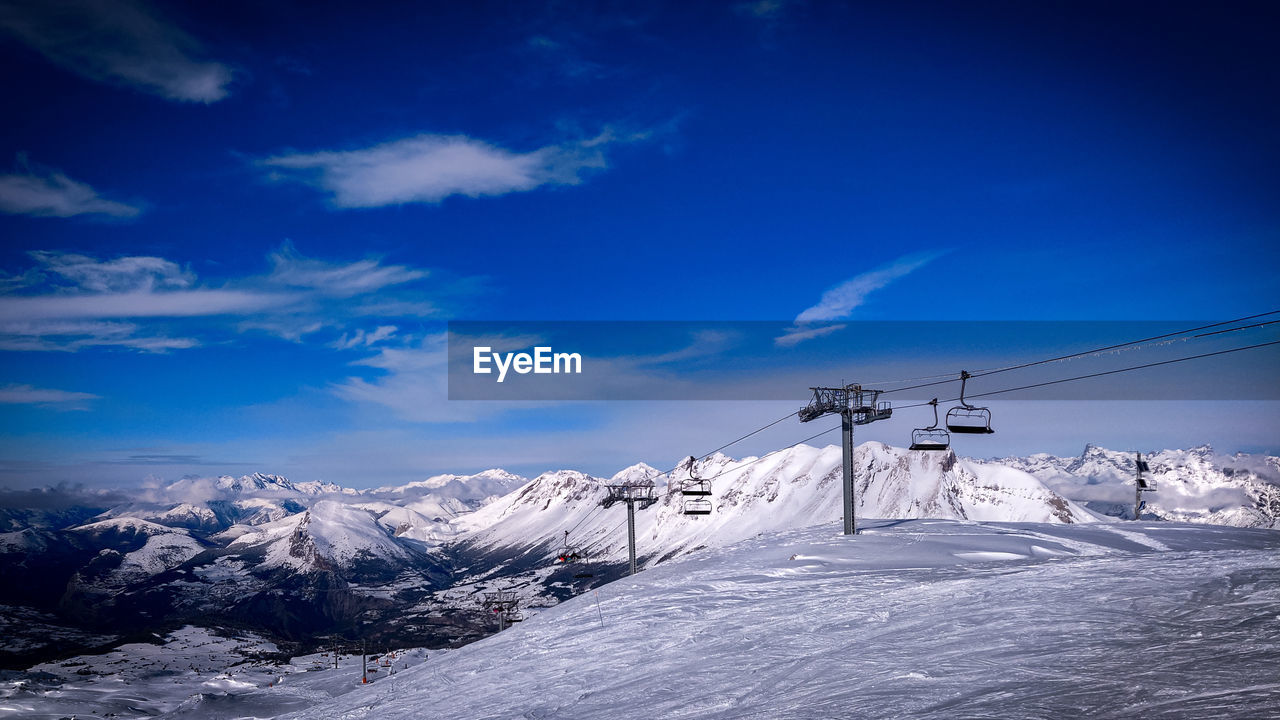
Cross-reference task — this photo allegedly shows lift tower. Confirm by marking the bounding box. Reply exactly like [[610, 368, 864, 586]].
[[1133, 452, 1156, 520], [480, 590, 520, 632], [601, 482, 657, 575], [799, 384, 892, 535]]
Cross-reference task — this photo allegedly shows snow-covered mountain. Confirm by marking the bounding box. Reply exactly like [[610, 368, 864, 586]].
[[226, 501, 421, 575], [452, 442, 1092, 575], [983, 444, 1280, 528], [369, 468, 526, 504], [3, 442, 1275, 669]]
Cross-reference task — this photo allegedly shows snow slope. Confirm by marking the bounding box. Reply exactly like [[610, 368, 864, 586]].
[[285, 519, 1280, 720]]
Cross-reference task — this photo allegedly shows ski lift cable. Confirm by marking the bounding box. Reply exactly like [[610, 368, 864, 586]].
[[565, 502, 606, 537], [694, 411, 800, 463], [578, 425, 842, 557], [702, 425, 841, 482], [624, 409, 802, 489], [888, 338, 1280, 411], [878, 310, 1280, 395], [555, 410, 798, 553], [1194, 319, 1279, 339], [564, 322, 1279, 562]]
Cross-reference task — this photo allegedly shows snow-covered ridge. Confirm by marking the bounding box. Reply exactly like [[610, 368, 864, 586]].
[[982, 443, 1280, 528], [455, 442, 1094, 571], [228, 501, 415, 573]]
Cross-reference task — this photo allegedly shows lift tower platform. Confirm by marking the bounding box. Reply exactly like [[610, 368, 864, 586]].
[[799, 384, 892, 535]]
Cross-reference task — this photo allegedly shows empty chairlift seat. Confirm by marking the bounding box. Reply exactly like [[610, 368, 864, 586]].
[[910, 427, 951, 450], [910, 398, 951, 450], [683, 498, 713, 515], [945, 371, 995, 435], [945, 406, 994, 434]]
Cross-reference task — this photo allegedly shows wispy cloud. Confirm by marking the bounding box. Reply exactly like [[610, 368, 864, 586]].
[[332, 334, 493, 423], [330, 325, 397, 350], [773, 323, 845, 348], [0, 319, 197, 352], [30, 250, 188, 291], [0, 383, 100, 409], [0, 0, 232, 102], [795, 251, 945, 323], [0, 163, 141, 218], [268, 241, 427, 296], [260, 129, 647, 208], [0, 246, 467, 353], [776, 251, 945, 346]]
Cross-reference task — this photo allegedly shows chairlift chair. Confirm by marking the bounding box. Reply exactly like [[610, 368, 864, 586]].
[[680, 456, 711, 497], [555, 530, 585, 564], [679, 456, 714, 515], [681, 478, 712, 496], [683, 498, 713, 515], [909, 398, 951, 451], [945, 371, 995, 434]]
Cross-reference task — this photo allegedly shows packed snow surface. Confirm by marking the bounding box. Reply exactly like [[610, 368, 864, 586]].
[[286, 519, 1280, 720]]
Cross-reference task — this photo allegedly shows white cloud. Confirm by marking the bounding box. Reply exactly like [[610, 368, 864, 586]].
[[331, 325, 397, 350], [268, 242, 428, 296], [332, 334, 496, 423], [793, 252, 944, 324], [773, 323, 845, 348], [775, 251, 944, 346], [31, 250, 190, 291], [0, 319, 197, 352], [0, 289, 296, 321], [0, 247, 466, 353], [260, 130, 635, 208], [0, 166, 140, 218], [0, 0, 232, 103], [0, 383, 100, 409]]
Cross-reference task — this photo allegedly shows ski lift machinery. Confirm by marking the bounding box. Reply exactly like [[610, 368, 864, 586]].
[[679, 456, 713, 516], [909, 398, 951, 451], [555, 530, 594, 578], [945, 371, 995, 434]]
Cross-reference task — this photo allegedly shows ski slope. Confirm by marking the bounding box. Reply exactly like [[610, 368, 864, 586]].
[[286, 519, 1280, 720]]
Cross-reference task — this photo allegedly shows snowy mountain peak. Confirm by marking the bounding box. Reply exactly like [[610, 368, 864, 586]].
[[228, 500, 413, 574], [608, 463, 663, 487], [369, 469, 528, 506], [212, 472, 298, 494]]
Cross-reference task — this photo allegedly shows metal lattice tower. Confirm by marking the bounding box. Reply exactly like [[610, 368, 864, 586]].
[[601, 483, 657, 575], [480, 590, 520, 632], [1133, 452, 1156, 520], [799, 383, 892, 535]]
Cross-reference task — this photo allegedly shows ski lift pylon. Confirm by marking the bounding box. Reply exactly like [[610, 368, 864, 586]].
[[945, 371, 994, 435], [910, 398, 951, 451]]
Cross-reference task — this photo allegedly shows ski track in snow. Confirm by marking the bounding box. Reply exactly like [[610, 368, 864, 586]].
[[272, 520, 1280, 720]]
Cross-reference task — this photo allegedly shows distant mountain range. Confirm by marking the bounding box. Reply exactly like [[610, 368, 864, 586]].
[[0, 443, 1274, 668], [982, 444, 1280, 529]]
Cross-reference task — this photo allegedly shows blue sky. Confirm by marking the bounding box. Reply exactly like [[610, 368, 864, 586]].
[[0, 0, 1277, 488]]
